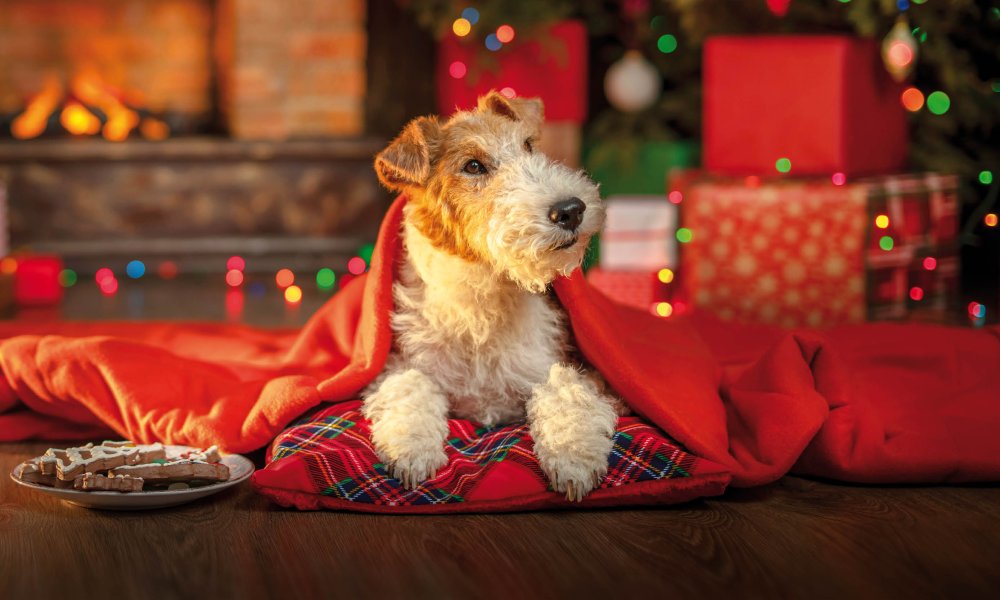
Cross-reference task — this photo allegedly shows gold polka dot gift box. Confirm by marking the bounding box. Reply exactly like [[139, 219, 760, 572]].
[[673, 171, 959, 328]]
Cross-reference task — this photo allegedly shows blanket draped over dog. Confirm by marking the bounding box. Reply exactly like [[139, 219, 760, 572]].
[[2, 195, 999, 491]]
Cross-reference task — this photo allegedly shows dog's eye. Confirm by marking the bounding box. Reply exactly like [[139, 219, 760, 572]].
[[524, 139, 534, 153], [463, 159, 487, 175]]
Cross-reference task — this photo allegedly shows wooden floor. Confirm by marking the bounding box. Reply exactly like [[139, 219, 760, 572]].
[[2, 441, 999, 599], [2, 277, 999, 599]]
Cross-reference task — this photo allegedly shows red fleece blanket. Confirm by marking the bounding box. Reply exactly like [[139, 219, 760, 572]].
[[2, 196, 999, 488]]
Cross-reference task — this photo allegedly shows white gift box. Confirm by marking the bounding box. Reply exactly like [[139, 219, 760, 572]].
[[599, 195, 679, 270]]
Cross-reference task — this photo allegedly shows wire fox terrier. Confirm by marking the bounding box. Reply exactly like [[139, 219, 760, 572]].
[[365, 91, 626, 501]]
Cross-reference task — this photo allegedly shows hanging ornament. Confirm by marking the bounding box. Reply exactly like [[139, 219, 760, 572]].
[[881, 16, 918, 82], [604, 50, 661, 112], [766, 0, 792, 17]]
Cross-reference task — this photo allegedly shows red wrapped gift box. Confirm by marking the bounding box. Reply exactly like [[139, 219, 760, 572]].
[[703, 36, 907, 176], [674, 172, 958, 327], [437, 20, 587, 122]]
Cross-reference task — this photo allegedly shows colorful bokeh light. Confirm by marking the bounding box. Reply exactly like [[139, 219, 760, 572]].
[[126, 260, 145, 279], [923, 256, 937, 271], [496, 25, 515, 43], [657, 34, 678, 54], [449, 61, 467, 79], [485, 33, 502, 51], [461, 8, 479, 25], [99, 277, 119, 295], [875, 214, 890, 229], [452, 18, 471, 37], [926, 91, 950, 115], [887, 42, 913, 67], [980, 170, 994, 185], [909, 286, 924, 301], [227, 255, 245, 271], [275, 268, 295, 289], [901, 87, 924, 112], [832, 172, 846, 186], [95, 267, 114, 285], [59, 269, 77, 287], [500, 87, 516, 98], [668, 191, 683, 204], [225, 269, 244, 287], [879, 236, 894, 251], [658, 268, 675, 284], [968, 302, 986, 319], [986, 213, 998, 227], [654, 302, 674, 317], [775, 158, 791, 173], [284, 285, 303, 304], [316, 268, 336, 290], [347, 257, 367, 275], [676, 228, 693, 243], [157, 261, 179, 280]]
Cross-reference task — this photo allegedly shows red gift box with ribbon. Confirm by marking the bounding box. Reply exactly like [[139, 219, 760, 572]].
[[674, 171, 958, 327], [703, 36, 908, 177]]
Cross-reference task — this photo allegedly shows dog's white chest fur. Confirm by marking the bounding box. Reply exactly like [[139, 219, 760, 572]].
[[387, 221, 568, 426]]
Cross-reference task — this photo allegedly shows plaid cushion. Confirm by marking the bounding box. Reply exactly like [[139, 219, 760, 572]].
[[267, 400, 704, 508]]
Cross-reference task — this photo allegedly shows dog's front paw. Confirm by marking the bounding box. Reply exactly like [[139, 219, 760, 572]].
[[535, 444, 610, 502], [380, 445, 449, 490]]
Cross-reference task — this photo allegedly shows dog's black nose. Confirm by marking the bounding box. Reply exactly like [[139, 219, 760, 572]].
[[548, 198, 585, 231]]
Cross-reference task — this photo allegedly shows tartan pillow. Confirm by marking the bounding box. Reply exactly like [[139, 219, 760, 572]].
[[251, 400, 730, 513]]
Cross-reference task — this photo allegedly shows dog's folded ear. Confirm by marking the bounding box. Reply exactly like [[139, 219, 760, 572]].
[[478, 91, 544, 134], [375, 116, 441, 192]]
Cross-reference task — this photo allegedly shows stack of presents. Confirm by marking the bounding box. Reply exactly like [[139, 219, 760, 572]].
[[586, 36, 959, 327]]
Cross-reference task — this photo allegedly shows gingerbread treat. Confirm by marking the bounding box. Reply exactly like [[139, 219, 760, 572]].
[[74, 472, 145, 493], [110, 459, 230, 483]]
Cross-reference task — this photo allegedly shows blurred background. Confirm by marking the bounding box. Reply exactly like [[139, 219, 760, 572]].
[[0, 0, 996, 328]]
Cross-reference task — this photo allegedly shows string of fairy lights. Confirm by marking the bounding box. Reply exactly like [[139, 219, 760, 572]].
[[50, 242, 377, 314]]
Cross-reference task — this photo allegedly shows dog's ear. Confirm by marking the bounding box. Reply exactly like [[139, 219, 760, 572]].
[[374, 116, 441, 192], [478, 91, 544, 133]]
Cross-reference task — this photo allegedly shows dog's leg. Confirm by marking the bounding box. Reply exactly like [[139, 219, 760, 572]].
[[527, 364, 619, 502], [362, 368, 450, 489]]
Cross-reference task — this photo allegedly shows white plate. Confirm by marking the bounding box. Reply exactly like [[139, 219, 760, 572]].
[[9, 444, 254, 511]]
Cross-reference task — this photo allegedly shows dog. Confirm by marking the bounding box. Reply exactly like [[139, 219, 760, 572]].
[[364, 91, 626, 501]]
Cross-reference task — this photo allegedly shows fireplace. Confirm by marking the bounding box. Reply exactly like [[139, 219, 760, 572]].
[[1, 0, 216, 141], [0, 0, 385, 273], [1, 0, 368, 140]]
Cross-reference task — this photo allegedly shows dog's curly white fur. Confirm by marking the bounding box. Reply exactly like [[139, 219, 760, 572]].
[[364, 91, 626, 501]]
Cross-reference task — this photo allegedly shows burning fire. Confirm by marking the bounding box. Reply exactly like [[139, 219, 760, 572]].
[[11, 69, 170, 142]]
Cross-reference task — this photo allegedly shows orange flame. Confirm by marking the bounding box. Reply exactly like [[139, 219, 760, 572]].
[[11, 76, 62, 140], [61, 102, 101, 136], [11, 69, 171, 142]]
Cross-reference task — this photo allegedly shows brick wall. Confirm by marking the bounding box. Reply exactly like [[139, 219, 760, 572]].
[[217, 0, 367, 139], [0, 0, 213, 120]]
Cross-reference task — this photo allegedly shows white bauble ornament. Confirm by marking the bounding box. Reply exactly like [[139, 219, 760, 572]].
[[604, 50, 661, 112]]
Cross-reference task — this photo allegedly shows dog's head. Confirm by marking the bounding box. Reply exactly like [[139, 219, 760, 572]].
[[374, 91, 603, 293]]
